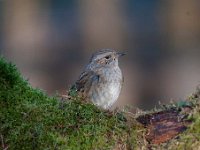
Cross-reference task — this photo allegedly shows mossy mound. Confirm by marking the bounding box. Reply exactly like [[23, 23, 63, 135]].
[[0, 57, 142, 149], [0, 56, 200, 150]]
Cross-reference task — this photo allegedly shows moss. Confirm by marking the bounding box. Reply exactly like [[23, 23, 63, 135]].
[[1, 56, 199, 150], [0, 57, 143, 149]]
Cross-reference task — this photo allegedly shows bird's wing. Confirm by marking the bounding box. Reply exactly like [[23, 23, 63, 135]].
[[74, 71, 100, 98]]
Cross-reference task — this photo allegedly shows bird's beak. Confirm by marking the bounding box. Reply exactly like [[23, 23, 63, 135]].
[[117, 52, 126, 57]]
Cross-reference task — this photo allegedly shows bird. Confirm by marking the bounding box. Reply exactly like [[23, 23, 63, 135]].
[[72, 49, 125, 110]]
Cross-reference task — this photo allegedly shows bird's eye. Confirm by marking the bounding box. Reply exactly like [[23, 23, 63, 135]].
[[105, 56, 111, 59]]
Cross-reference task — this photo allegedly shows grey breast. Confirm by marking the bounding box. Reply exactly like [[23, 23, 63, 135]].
[[88, 66, 122, 109]]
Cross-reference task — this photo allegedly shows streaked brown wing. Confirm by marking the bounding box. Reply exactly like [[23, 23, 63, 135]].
[[75, 71, 99, 98]]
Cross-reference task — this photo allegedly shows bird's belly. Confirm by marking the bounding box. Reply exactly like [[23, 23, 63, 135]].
[[89, 81, 121, 109]]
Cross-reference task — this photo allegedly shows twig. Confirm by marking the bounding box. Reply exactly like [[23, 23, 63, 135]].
[[1, 134, 9, 150], [1, 134, 4, 149]]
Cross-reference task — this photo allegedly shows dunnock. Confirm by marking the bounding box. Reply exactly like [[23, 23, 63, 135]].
[[72, 49, 125, 110]]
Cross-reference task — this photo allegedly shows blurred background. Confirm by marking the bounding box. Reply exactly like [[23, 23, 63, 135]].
[[0, 0, 200, 110]]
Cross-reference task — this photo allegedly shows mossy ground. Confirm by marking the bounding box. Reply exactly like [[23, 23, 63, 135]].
[[0, 56, 199, 150], [0, 57, 143, 149]]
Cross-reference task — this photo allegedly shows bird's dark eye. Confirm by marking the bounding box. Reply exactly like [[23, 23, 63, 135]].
[[105, 55, 111, 59]]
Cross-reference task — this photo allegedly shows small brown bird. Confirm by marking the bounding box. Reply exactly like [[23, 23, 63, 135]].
[[72, 49, 125, 110]]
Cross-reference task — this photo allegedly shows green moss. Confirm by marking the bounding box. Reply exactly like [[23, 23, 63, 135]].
[[0, 57, 142, 149], [1, 56, 199, 149]]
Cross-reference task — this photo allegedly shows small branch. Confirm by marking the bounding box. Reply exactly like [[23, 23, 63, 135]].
[[1, 134, 9, 150], [1, 134, 4, 149]]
